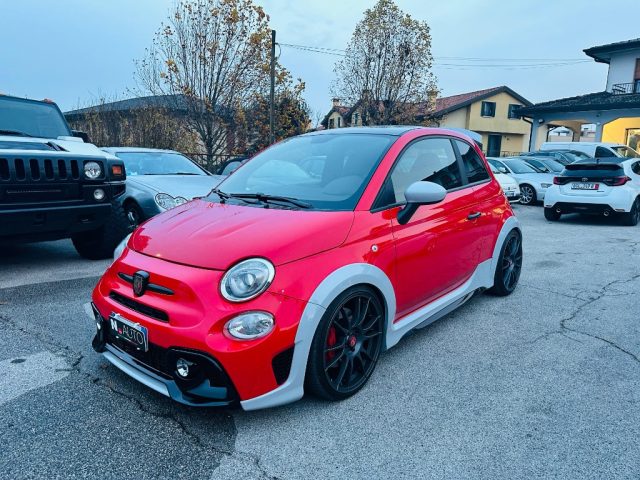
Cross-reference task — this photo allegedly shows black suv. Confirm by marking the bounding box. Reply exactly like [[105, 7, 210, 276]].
[[0, 95, 128, 259]]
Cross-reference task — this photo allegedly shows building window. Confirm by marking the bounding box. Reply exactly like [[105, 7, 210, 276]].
[[508, 104, 520, 119], [481, 101, 496, 117], [338, 117, 341, 127], [329, 118, 334, 129], [353, 112, 359, 126]]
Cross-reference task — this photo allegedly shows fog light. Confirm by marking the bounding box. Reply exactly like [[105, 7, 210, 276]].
[[225, 311, 274, 340], [93, 188, 105, 201], [176, 358, 192, 378]]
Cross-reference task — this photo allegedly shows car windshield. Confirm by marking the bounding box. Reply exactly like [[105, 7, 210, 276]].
[[612, 146, 640, 158], [212, 133, 395, 210], [0, 97, 71, 138], [540, 158, 564, 172], [114, 152, 205, 176], [503, 159, 538, 174]]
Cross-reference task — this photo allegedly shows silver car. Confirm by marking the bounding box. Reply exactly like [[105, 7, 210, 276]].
[[487, 157, 555, 205]]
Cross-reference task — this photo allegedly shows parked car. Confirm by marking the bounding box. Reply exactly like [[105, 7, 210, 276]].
[[0, 95, 128, 259], [526, 149, 591, 165], [215, 156, 248, 176], [91, 127, 523, 410], [489, 163, 520, 202], [543, 158, 640, 225], [540, 141, 640, 159], [521, 156, 565, 173], [102, 148, 225, 228], [487, 157, 555, 205]]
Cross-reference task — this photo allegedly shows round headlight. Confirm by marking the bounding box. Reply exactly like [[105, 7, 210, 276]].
[[84, 161, 102, 180], [174, 196, 188, 206], [220, 258, 275, 302], [155, 193, 177, 210], [225, 312, 274, 340]]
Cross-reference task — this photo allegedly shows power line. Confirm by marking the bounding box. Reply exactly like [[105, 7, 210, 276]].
[[277, 42, 591, 69]]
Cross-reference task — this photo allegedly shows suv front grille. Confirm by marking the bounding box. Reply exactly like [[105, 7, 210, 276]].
[[0, 157, 85, 182]]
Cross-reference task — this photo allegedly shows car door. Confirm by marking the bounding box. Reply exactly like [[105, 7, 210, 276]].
[[380, 136, 481, 319]]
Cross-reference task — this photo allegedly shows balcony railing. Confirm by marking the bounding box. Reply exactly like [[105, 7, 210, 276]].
[[611, 81, 640, 95]]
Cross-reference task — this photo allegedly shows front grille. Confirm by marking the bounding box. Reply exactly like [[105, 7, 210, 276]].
[[109, 291, 169, 322], [0, 156, 86, 182]]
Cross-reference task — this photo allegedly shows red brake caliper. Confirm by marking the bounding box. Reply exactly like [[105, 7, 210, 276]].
[[326, 326, 337, 362]]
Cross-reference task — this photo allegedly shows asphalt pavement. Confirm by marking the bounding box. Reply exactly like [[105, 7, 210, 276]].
[[1, 205, 639, 479]]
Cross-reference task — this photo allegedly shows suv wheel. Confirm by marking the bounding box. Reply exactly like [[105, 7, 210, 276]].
[[544, 208, 561, 221], [519, 185, 536, 205], [621, 198, 640, 226], [487, 230, 523, 296], [306, 286, 384, 401], [72, 203, 131, 260]]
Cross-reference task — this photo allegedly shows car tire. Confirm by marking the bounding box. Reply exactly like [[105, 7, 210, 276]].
[[544, 208, 561, 221], [305, 286, 384, 401], [621, 198, 640, 226], [72, 202, 132, 260], [519, 184, 536, 205], [125, 202, 144, 228], [487, 230, 523, 297]]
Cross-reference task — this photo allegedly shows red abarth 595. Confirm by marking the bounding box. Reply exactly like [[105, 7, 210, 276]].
[[91, 126, 522, 410]]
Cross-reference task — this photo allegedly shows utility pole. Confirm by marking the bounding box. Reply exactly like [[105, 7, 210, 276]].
[[269, 29, 276, 145]]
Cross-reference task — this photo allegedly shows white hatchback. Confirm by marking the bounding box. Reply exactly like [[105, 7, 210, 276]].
[[543, 159, 640, 226], [489, 163, 521, 202]]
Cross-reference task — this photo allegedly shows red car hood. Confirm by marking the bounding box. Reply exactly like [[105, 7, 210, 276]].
[[130, 199, 354, 270]]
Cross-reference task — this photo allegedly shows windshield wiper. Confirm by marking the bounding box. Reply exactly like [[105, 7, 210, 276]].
[[0, 129, 34, 138], [228, 192, 312, 209]]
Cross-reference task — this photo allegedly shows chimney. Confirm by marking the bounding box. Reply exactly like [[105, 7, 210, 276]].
[[332, 97, 340, 107]]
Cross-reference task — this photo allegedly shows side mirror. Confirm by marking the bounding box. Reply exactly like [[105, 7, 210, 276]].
[[397, 181, 446, 225], [72, 130, 90, 143], [499, 167, 508, 174]]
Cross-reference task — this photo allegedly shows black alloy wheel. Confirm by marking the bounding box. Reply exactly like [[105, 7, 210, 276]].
[[622, 198, 640, 226], [487, 230, 523, 296], [306, 287, 384, 400]]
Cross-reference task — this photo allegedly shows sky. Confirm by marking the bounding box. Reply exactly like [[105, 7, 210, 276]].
[[1, 0, 638, 123]]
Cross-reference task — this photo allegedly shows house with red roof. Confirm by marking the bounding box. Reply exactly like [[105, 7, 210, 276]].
[[323, 85, 532, 156]]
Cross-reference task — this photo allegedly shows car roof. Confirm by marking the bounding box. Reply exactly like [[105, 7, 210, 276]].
[[306, 126, 422, 137], [101, 147, 181, 154]]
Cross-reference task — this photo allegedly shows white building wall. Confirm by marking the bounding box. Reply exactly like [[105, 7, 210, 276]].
[[606, 50, 639, 91]]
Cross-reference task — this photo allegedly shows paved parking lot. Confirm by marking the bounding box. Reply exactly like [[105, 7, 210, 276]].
[[1, 204, 638, 480]]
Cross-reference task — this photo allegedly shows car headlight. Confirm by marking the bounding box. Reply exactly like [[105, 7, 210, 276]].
[[155, 193, 177, 210], [220, 258, 275, 302], [541, 183, 552, 188], [174, 196, 188, 206], [225, 311, 274, 340], [84, 161, 102, 180]]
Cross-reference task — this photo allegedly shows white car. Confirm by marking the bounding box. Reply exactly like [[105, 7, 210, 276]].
[[543, 158, 640, 226], [489, 163, 520, 202], [487, 158, 555, 205]]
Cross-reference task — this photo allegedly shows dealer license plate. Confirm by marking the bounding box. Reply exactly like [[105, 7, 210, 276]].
[[571, 182, 598, 190], [109, 313, 148, 352]]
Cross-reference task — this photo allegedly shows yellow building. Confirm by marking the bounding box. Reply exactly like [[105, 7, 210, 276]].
[[519, 38, 640, 151], [430, 86, 532, 156], [322, 86, 533, 157]]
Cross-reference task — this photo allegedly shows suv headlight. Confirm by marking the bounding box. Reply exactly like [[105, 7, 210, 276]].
[[84, 161, 102, 180], [220, 258, 275, 302]]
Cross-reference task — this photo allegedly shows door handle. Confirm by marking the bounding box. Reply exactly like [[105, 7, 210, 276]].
[[467, 212, 482, 220]]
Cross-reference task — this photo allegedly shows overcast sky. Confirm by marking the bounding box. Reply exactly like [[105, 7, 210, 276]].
[[1, 0, 637, 120]]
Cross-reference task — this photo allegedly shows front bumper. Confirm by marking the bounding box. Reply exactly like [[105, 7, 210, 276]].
[[92, 310, 239, 406], [0, 203, 111, 241]]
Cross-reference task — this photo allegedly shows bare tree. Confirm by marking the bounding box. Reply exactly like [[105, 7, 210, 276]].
[[136, 0, 273, 159], [332, 0, 438, 126]]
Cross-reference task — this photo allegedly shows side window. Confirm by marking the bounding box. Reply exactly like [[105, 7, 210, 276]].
[[384, 138, 463, 205], [595, 146, 615, 157], [455, 140, 490, 183], [481, 101, 496, 117], [632, 162, 640, 175]]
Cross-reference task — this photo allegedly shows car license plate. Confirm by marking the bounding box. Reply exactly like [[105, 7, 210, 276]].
[[109, 313, 148, 351], [571, 182, 598, 190]]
